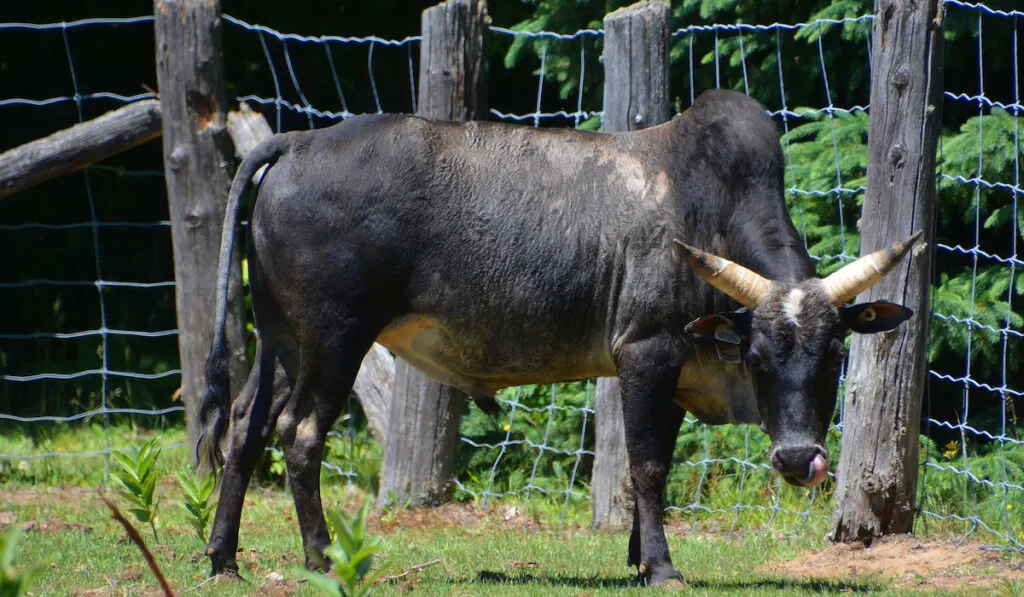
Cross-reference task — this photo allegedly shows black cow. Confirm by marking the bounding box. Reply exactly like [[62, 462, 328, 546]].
[[198, 89, 919, 585]]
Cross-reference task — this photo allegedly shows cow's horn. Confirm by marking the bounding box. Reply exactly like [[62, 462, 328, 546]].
[[821, 230, 924, 306], [673, 240, 771, 308]]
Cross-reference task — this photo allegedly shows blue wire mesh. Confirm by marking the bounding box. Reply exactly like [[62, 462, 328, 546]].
[[0, 1, 1020, 552]]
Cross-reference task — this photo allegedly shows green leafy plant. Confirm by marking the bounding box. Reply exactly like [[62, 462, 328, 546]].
[[176, 471, 216, 541], [111, 438, 162, 542], [917, 437, 1024, 544], [298, 499, 382, 597], [379, 491, 412, 524], [0, 526, 43, 596]]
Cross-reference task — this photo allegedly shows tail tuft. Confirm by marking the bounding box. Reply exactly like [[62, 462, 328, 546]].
[[195, 331, 230, 473]]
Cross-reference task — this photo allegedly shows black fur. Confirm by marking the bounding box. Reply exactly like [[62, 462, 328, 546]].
[[198, 89, 914, 585], [196, 134, 291, 472]]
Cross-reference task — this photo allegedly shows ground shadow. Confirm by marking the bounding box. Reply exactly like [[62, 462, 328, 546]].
[[687, 577, 878, 593], [467, 570, 879, 593], [470, 571, 634, 589]]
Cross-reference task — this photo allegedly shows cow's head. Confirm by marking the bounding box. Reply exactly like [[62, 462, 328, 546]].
[[675, 231, 921, 488]]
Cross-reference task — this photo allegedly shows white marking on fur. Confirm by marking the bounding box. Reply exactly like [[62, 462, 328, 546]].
[[296, 416, 319, 443], [614, 155, 647, 197], [783, 288, 806, 327]]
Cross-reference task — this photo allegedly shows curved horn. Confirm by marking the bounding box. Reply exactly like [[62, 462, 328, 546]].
[[821, 230, 924, 306], [673, 240, 771, 308]]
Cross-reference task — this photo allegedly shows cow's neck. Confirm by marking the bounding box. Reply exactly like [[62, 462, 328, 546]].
[[674, 343, 759, 425]]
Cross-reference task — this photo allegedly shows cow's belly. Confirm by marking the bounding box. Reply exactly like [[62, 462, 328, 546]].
[[376, 315, 615, 395], [377, 316, 760, 425]]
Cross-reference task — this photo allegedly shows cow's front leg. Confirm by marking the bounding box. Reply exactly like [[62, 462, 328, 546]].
[[617, 337, 685, 586], [627, 403, 685, 571]]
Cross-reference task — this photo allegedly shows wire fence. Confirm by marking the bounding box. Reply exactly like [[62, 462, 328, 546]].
[[0, 1, 1020, 552]]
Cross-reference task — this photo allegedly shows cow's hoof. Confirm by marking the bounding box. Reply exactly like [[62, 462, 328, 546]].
[[304, 554, 330, 572], [637, 563, 685, 588], [653, 577, 686, 590], [212, 568, 245, 582], [208, 563, 243, 580], [207, 547, 241, 579]]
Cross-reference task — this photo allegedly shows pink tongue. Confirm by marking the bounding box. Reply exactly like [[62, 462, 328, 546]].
[[804, 454, 829, 486]]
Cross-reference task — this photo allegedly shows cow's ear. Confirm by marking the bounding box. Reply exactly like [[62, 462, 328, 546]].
[[685, 308, 752, 342], [841, 301, 913, 334]]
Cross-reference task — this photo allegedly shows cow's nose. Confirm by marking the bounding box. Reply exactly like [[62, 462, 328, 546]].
[[771, 445, 828, 486], [771, 445, 817, 474]]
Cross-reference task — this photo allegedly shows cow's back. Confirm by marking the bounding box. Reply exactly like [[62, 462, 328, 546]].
[[248, 115, 672, 391], [245, 91, 803, 395]]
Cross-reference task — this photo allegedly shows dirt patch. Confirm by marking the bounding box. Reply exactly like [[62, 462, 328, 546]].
[[765, 534, 1024, 590], [370, 502, 479, 532], [257, 575, 299, 597], [0, 487, 95, 508], [71, 586, 169, 597], [69, 588, 108, 597], [3, 487, 551, 535], [116, 567, 145, 582], [18, 518, 93, 534], [0, 500, 94, 534], [371, 502, 546, 533]]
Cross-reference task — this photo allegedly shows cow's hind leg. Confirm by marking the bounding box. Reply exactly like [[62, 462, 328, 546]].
[[206, 343, 291, 575], [617, 336, 686, 586], [276, 332, 373, 570]]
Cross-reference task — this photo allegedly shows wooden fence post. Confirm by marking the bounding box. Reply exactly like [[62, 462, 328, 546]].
[[831, 0, 944, 541], [591, 0, 671, 531], [377, 0, 488, 507], [154, 0, 248, 465]]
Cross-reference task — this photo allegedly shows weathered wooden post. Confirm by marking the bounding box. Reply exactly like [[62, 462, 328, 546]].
[[377, 0, 488, 507], [154, 0, 248, 463], [831, 0, 943, 541], [591, 0, 671, 530]]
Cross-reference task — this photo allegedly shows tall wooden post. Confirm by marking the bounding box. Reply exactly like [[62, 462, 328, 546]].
[[377, 0, 488, 508], [591, 0, 671, 530], [831, 0, 943, 541], [154, 0, 247, 464]]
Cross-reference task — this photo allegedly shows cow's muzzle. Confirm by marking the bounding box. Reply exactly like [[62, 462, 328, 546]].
[[770, 444, 829, 487]]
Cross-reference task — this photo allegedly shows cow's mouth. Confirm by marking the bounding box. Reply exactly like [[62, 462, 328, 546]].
[[787, 453, 829, 487], [772, 445, 829, 487]]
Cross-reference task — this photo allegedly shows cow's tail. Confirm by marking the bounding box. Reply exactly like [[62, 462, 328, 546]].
[[196, 134, 289, 473]]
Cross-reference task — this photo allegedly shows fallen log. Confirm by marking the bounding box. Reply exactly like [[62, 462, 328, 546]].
[[0, 99, 162, 199]]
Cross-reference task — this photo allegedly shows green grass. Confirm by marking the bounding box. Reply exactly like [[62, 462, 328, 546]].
[[0, 422, 192, 487], [2, 424, 1022, 596], [4, 483, 1020, 596]]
